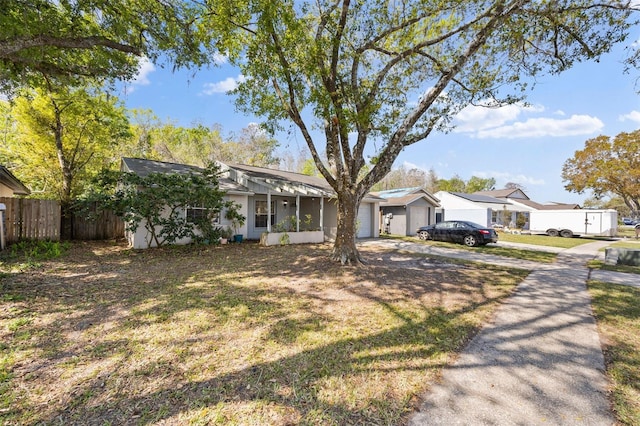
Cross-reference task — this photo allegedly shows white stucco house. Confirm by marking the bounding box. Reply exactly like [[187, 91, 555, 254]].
[[436, 188, 582, 229], [121, 158, 381, 248], [373, 187, 440, 236]]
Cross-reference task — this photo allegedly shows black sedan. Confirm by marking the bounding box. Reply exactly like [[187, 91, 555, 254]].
[[417, 220, 498, 247]]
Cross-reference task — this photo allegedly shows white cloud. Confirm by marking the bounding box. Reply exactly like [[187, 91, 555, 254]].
[[201, 74, 246, 95], [475, 114, 604, 139], [452, 100, 603, 139], [618, 110, 640, 124], [473, 170, 545, 186], [454, 102, 544, 132], [133, 57, 155, 86]]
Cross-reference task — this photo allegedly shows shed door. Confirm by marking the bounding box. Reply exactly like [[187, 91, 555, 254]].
[[357, 203, 372, 238], [409, 206, 428, 236]]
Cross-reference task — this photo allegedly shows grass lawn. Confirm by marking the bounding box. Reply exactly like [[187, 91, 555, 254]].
[[588, 282, 640, 425], [0, 240, 528, 425], [496, 232, 600, 248]]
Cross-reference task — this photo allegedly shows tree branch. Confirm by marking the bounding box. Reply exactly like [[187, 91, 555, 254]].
[[0, 35, 141, 57]]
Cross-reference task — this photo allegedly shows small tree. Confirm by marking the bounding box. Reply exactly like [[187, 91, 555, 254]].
[[88, 162, 238, 248], [225, 204, 246, 237]]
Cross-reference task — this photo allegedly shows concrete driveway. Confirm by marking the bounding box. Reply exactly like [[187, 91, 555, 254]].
[[360, 238, 636, 425]]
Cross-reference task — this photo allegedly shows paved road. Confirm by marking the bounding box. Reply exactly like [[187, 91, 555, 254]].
[[359, 239, 636, 425]]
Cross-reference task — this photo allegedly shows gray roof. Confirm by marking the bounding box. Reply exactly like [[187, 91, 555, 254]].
[[121, 158, 253, 194], [513, 199, 580, 210], [374, 187, 423, 198], [474, 188, 529, 200], [224, 162, 334, 195], [221, 162, 384, 201], [0, 165, 30, 195], [373, 187, 440, 207], [450, 192, 509, 204]]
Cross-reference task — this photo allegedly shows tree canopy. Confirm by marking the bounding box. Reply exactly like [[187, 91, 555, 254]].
[[125, 112, 281, 167], [202, 0, 637, 264], [437, 175, 496, 193], [1, 85, 130, 204], [562, 130, 640, 216], [0, 0, 211, 91]]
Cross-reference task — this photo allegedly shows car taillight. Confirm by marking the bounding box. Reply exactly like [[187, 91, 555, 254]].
[[479, 230, 490, 235]]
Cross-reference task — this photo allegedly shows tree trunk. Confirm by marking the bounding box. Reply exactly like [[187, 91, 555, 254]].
[[330, 191, 363, 265], [52, 103, 75, 240]]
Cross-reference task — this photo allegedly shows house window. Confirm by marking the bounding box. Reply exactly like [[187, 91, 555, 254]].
[[186, 206, 220, 224], [255, 200, 275, 228]]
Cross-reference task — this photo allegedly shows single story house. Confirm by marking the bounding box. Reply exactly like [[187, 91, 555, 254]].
[[121, 158, 381, 248], [434, 191, 510, 227], [0, 165, 30, 197], [436, 189, 582, 229], [372, 187, 440, 236]]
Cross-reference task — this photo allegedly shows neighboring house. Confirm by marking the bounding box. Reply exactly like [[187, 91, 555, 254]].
[[0, 165, 30, 197], [373, 187, 440, 236], [436, 188, 582, 229], [474, 189, 580, 211], [121, 158, 381, 248], [0, 166, 30, 250], [435, 191, 511, 227]]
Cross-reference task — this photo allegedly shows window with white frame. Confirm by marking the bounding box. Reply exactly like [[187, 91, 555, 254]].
[[186, 205, 220, 224], [255, 200, 275, 228]]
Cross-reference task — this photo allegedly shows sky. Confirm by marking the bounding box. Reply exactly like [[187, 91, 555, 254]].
[[118, 32, 640, 206]]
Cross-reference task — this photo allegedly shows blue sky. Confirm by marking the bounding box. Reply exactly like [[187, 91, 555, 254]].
[[119, 34, 640, 206]]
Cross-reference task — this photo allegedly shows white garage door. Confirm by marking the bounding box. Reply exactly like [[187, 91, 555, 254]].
[[409, 206, 428, 236], [357, 203, 372, 238]]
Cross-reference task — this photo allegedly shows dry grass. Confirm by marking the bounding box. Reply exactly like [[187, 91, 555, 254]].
[[588, 282, 640, 425], [1, 240, 528, 425]]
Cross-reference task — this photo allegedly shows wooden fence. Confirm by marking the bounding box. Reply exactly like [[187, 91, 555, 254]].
[[1, 197, 60, 242], [0, 197, 124, 244], [72, 202, 125, 241]]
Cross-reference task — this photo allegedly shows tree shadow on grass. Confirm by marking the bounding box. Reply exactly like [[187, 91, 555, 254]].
[[1, 241, 523, 425]]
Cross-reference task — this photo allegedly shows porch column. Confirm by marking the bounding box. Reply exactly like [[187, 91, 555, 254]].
[[320, 197, 324, 231], [296, 195, 300, 232], [267, 191, 271, 232]]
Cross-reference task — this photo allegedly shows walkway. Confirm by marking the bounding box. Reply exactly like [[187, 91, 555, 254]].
[[359, 239, 636, 425]]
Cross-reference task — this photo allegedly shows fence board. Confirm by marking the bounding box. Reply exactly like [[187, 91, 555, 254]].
[[73, 203, 125, 240], [0, 198, 123, 243]]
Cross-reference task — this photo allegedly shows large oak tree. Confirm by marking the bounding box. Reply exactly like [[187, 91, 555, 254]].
[[203, 0, 636, 264], [0, 0, 210, 90]]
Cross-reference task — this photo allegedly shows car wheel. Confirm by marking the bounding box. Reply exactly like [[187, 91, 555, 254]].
[[463, 235, 478, 247], [559, 229, 573, 238], [547, 229, 559, 237], [418, 230, 430, 240]]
